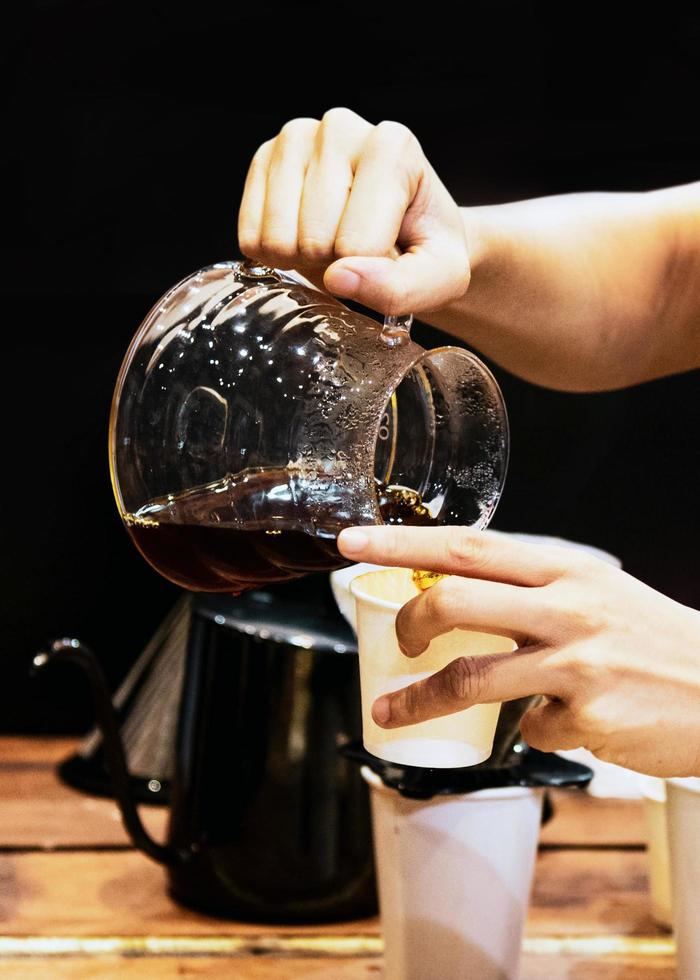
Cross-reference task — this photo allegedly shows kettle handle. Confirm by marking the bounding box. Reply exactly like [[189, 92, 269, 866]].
[[32, 639, 190, 868]]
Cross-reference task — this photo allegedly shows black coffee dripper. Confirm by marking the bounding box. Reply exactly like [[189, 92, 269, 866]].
[[341, 740, 593, 801]]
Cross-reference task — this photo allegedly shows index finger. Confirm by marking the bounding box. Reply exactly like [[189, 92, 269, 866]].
[[338, 525, 570, 587], [238, 139, 275, 259]]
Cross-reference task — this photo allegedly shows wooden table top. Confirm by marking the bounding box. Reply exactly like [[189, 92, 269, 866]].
[[0, 737, 675, 978]]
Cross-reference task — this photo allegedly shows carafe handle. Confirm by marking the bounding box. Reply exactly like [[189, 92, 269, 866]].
[[379, 245, 413, 345], [380, 313, 414, 347], [238, 254, 414, 344], [236, 259, 281, 282]]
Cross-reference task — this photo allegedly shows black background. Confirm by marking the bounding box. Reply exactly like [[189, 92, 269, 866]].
[[4, 2, 700, 731]]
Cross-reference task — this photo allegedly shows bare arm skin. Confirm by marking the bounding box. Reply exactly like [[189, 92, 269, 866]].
[[430, 186, 700, 391]]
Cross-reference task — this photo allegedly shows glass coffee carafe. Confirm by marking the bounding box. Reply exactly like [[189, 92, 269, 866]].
[[109, 260, 509, 592]]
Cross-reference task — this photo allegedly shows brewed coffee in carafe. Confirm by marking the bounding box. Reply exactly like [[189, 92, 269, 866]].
[[124, 474, 442, 594], [110, 261, 508, 589]]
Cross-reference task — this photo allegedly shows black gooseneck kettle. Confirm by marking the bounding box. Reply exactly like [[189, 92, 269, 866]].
[[34, 581, 377, 923]]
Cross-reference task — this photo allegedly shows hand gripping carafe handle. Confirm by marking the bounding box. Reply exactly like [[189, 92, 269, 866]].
[[237, 255, 414, 344], [32, 639, 192, 867]]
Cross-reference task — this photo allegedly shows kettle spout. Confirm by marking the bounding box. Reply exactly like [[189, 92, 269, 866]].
[[32, 638, 190, 868]]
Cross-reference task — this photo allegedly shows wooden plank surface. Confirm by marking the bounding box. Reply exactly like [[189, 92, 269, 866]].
[[531, 850, 659, 936], [0, 768, 166, 849], [0, 736, 668, 977], [0, 959, 382, 979], [540, 791, 645, 848], [0, 849, 661, 937], [0, 738, 77, 766], [0, 851, 375, 937], [0, 738, 645, 849], [0, 952, 677, 979], [0, 959, 384, 980]]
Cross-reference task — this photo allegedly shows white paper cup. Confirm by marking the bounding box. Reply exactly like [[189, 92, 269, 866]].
[[362, 766, 543, 980], [667, 778, 700, 975], [330, 561, 382, 632], [638, 776, 672, 930], [350, 567, 514, 767]]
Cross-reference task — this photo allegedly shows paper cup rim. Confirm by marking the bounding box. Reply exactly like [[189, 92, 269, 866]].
[[360, 765, 543, 801], [637, 775, 667, 803], [349, 567, 413, 612], [667, 777, 700, 796]]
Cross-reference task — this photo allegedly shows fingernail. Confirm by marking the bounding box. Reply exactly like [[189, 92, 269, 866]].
[[338, 527, 369, 555], [372, 696, 392, 725], [327, 267, 361, 295]]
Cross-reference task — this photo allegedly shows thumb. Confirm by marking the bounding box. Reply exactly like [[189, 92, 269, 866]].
[[324, 248, 470, 317]]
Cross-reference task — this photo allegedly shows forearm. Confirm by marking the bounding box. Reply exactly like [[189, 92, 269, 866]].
[[424, 184, 700, 391]]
